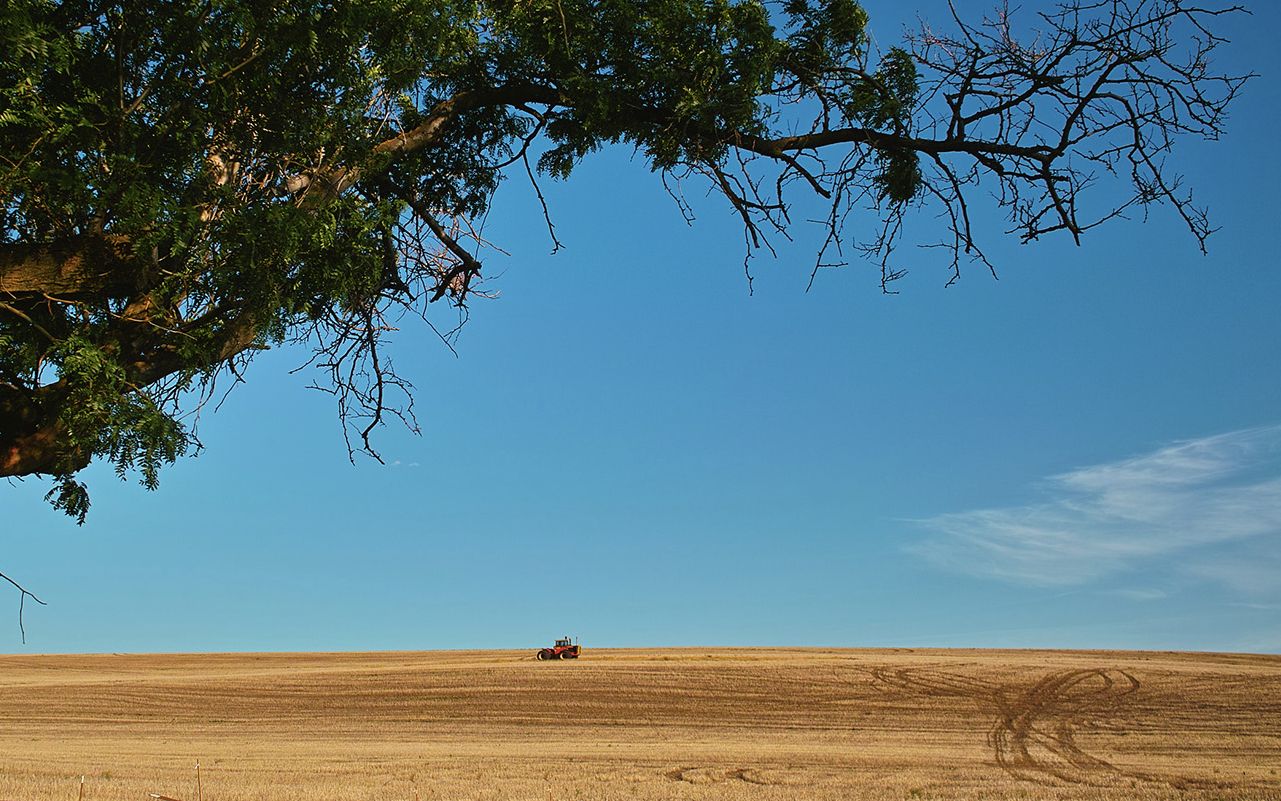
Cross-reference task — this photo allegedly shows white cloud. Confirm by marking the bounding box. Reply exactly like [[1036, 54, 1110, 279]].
[[909, 425, 1281, 589], [1109, 588, 1169, 601]]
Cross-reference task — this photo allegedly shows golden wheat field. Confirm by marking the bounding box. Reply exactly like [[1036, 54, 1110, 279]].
[[0, 648, 1278, 801]]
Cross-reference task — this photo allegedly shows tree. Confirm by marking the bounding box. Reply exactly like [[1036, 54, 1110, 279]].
[[0, 0, 1252, 522]]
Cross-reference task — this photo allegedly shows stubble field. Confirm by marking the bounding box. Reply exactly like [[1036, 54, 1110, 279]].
[[0, 648, 1278, 801]]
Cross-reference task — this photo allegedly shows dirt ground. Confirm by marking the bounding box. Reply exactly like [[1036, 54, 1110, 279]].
[[0, 648, 1278, 800]]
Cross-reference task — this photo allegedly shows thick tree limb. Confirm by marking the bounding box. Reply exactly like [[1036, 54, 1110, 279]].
[[0, 235, 140, 298], [288, 84, 564, 201]]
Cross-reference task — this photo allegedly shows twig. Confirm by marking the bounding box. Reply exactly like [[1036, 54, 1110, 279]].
[[0, 570, 46, 644]]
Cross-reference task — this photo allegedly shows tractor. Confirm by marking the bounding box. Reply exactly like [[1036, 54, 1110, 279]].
[[536, 636, 581, 660]]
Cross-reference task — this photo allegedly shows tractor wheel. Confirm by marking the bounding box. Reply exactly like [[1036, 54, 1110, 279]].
[[536, 650, 549, 661], [557, 651, 568, 659]]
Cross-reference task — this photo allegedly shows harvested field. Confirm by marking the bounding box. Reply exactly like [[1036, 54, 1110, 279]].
[[0, 648, 1278, 800]]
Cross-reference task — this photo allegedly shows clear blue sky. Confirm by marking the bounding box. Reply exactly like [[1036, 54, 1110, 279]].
[[4, 1, 1279, 654]]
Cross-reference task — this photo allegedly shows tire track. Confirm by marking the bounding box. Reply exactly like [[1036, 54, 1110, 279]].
[[664, 766, 775, 785], [870, 666, 1147, 786], [989, 668, 1139, 784]]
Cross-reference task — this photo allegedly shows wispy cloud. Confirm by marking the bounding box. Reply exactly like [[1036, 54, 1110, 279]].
[[1109, 588, 1169, 602], [909, 425, 1281, 589]]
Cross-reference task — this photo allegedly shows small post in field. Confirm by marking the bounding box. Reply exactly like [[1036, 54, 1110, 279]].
[[78, 775, 84, 801], [195, 761, 201, 801]]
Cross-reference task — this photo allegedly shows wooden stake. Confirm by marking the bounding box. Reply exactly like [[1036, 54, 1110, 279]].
[[195, 761, 201, 801]]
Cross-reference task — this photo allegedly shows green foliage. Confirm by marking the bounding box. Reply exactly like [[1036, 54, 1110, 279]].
[[781, 0, 870, 78], [496, 0, 783, 173], [864, 47, 921, 202], [53, 335, 190, 490], [44, 475, 90, 525]]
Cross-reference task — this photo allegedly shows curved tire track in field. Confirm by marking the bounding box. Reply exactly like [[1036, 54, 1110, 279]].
[[664, 766, 774, 785], [870, 667, 1145, 786], [989, 668, 1139, 784]]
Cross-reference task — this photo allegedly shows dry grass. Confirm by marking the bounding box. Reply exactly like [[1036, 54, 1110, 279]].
[[0, 648, 1278, 800]]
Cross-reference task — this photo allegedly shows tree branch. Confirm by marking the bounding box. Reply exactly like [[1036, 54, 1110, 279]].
[[0, 570, 46, 645], [0, 235, 140, 298]]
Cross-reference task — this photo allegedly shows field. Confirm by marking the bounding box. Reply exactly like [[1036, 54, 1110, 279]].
[[0, 648, 1278, 801]]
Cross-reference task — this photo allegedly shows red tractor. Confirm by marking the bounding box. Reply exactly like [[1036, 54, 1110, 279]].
[[536, 636, 581, 660]]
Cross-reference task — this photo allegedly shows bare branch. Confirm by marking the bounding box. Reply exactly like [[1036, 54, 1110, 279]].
[[0, 570, 46, 644]]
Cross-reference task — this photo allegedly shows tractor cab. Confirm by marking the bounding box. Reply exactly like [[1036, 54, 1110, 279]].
[[555, 637, 573, 648]]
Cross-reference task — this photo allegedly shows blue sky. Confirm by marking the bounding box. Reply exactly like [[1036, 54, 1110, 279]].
[[3, 0, 1280, 654]]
